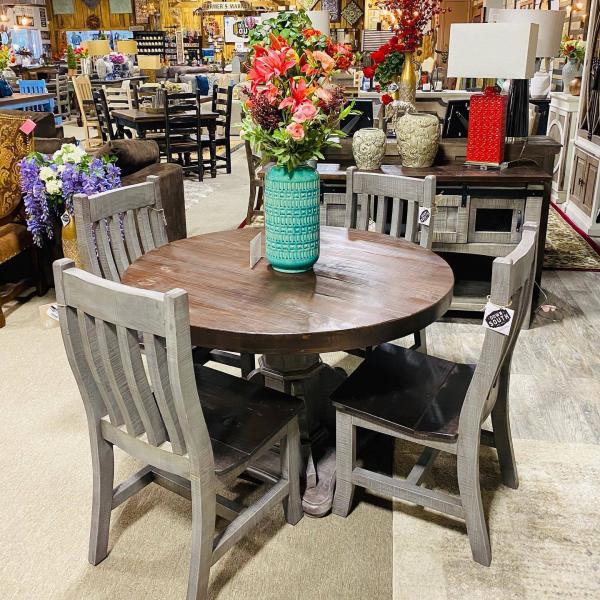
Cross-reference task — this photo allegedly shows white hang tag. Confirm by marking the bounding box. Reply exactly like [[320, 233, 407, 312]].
[[418, 206, 431, 226], [482, 302, 514, 336], [249, 232, 263, 269], [60, 211, 71, 227]]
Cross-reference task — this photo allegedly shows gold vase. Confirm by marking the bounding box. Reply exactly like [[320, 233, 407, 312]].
[[61, 212, 82, 268], [398, 52, 417, 105]]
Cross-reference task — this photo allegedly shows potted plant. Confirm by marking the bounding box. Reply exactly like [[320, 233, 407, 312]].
[[20, 144, 121, 266], [560, 37, 586, 93], [241, 11, 355, 273], [66, 45, 77, 77]]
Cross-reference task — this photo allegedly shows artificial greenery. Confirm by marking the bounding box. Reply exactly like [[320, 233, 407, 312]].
[[66, 45, 77, 70], [375, 51, 405, 86]]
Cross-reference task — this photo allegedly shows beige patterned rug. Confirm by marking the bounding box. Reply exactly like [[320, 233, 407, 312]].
[[393, 438, 600, 600], [544, 204, 600, 271]]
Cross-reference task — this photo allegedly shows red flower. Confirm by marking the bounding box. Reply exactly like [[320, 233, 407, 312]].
[[248, 45, 297, 89], [302, 28, 321, 38], [279, 78, 310, 112], [371, 48, 387, 64], [381, 94, 393, 105], [363, 66, 375, 79]]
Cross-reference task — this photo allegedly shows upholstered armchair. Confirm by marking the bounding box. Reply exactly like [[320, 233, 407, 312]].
[[0, 114, 46, 328]]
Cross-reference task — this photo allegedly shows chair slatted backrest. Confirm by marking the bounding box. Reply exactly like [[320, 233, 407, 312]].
[[53, 258, 214, 469], [345, 166, 436, 248], [93, 89, 117, 142], [459, 223, 538, 436], [164, 91, 201, 146], [211, 83, 233, 135], [73, 75, 95, 116], [74, 176, 168, 282], [18, 78, 53, 112]]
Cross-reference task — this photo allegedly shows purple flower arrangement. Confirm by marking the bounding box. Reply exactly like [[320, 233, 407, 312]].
[[107, 52, 126, 65], [20, 143, 121, 247]]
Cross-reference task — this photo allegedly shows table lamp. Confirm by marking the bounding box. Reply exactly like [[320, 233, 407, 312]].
[[447, 23, 538, 166], [116, 39, 138, 56], [138, 54, 162, 84], [86, 39, 111, 58], [487, 9, 564, 99]]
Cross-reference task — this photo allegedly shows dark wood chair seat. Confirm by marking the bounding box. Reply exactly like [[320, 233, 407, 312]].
[[332, 343, 475, 443], [194, 365, 303, 475]]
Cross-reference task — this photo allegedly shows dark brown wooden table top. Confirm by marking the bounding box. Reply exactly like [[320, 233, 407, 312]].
[[261, 162, 553, 184], [111, 108, 218, 124], [122, 227, 454, 355]]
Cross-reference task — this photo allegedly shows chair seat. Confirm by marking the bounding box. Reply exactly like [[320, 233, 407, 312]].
[[0, 223, 32, 265], [194, 365, 303, 475], [331, 343, 475, 442]]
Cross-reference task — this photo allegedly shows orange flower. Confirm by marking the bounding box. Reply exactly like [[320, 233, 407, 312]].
[[286, 122, 305, 141]]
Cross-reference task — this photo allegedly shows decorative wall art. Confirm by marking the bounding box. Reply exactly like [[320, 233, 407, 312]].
[[81, 0, 101, 9], [134, 0, 149, 24], [321, 0, 340, 22], [341, 0, 363, 26], [109, 0, 132, 14], [297, 0, 319, 11], [52, 0, 74, 15]]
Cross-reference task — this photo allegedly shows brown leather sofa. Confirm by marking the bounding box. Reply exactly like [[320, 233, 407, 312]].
[[92, 139, 186, 242]]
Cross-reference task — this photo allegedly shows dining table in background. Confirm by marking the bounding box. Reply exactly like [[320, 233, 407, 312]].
[[122, 226, 455, 515], [0, 92, 55, 111], [111, 108, 219, 177]]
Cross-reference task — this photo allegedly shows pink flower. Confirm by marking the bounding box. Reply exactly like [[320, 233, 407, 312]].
[[279, 78, 310, 112], [314, 87, 333, 103], [312, 50, 336, 73], [286, 122, 305, 141], [292, 101, 317, 123]]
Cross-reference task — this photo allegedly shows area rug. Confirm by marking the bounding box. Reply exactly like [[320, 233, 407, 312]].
[[392, 438, 600, 600], [543, 203, 600, 271]]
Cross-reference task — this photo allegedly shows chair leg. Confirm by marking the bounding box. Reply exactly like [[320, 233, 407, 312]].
[[491, 368, 519, 489], [0, 302, 5, 328], [457, 443, 491, 566], [240, 353, 255, 379], [187, 479, 216, 600], [225, 139, 232, 174], [332, 411, 356, 517], [281, 419, 303, 525], [88, 436, 114, 566]]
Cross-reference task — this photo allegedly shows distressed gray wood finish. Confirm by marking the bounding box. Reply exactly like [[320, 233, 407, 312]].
[[323, 167, 436, 352], [332, 224, 538, 567], [53, 259, 303, 600]]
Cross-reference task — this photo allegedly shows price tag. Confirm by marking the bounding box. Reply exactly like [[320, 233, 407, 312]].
[[60, 211, 71, 227], [418, 206, 431, 226], [249, 232, 263, 269], [19, 119, 37, 135], [482, 302, 514, 336]]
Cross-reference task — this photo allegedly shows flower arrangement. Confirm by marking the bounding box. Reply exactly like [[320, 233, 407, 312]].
[[74, 46, 89, 61], [241, 10, 356, 171], [107, 52, 126, 64], [20, 144, 121, 247], [0, 45, 15, 71], [560, 37, 586, 65], [377, 0, 444, 53], [363, 39, 405, 86]]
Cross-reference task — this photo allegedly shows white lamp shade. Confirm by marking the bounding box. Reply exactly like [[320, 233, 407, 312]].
[[487, 9, 564, 58], [86, 39, 111, 57], [116, 40, 138, 54], [447, 23, 538, 80], [138, 54, 162, 70]]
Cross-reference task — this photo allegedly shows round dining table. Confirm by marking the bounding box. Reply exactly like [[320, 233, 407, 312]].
[[123, 226, 454, 514]]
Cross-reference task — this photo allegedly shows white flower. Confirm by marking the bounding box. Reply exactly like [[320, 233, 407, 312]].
[[39, 166, 55, 182], [57, 164, 66, 173], [45, 178, 62, 195]]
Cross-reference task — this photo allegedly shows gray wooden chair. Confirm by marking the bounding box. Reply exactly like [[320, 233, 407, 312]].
[[323, 167, 436, 353], [53, 258, 303, 599], [331, 223, 538, 566], [73, 177, 256, 377]]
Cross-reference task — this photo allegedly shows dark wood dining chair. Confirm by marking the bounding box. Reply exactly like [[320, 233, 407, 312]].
[[324, 167, 436, 353], [53, 258, 303, 600], [73, 177, 256, 377], [164, 91, 203, 181], [92, 88, 118, 142], [331, 223, 538, 567], [202, 83, 233, 174]]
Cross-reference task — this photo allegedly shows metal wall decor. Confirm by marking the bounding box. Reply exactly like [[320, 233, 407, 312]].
[[81, 0, 101, 9], [321, 0, 340, 22], [297, 0, 319, 10], [341, 0, 363, 26]]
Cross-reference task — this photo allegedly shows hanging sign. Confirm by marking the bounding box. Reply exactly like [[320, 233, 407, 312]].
[[224, 16, 260, 45], [201, 1, 251, 12], [482, 302, 514, 336]]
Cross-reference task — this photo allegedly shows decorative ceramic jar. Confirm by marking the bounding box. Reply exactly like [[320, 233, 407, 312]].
[[398, 52, 417, 105], [96, 58, 108, 79], [352, 127, 386, 171], [395, 108, 440, 168], [81, 58, 92, 76], [264, 164, 320, 273], [562, 59, 582, 91]]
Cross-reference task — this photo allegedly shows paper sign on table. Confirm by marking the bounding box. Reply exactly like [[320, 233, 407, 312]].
[[19, 119, 37, 135], [249, 232, 263, 269]]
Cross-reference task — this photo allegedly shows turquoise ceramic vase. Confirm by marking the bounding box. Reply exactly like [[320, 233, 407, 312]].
[[264, 164, 320, 273]]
